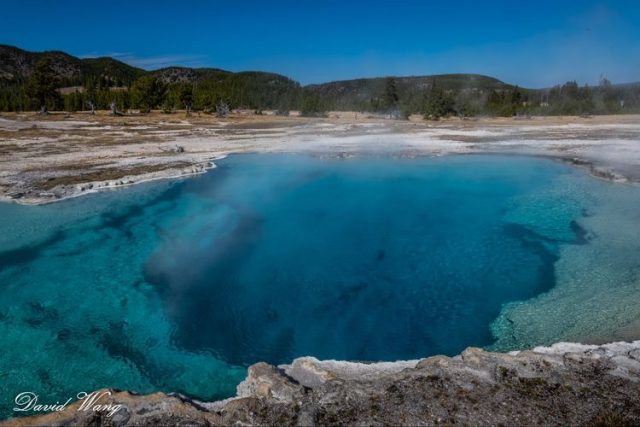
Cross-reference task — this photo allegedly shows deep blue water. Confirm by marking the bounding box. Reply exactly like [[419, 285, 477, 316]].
[[144, 155, 567, 364], [1, 153, 638, 418]]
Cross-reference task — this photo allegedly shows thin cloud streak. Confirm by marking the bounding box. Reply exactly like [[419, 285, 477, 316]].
[[79, 52, 210, 70]]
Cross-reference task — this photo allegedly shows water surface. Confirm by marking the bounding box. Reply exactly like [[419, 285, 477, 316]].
[[1, 154, 639, 418]]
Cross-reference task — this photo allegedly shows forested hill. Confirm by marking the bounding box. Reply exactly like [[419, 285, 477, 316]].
[[0, 44, 296, 88], [0, 44, 144, 86], [0, 44, 301, 112], [1, 44, 639, 117], [304, 74, 516, 112]]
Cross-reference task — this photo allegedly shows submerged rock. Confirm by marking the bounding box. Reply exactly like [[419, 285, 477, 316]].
[[6, 341, 640, 426]]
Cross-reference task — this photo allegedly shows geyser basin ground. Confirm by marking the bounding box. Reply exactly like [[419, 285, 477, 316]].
[[0, 154, 639, 418]]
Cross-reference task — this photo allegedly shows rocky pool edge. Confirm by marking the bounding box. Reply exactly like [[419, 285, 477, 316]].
[[4, 340, 640, 426]]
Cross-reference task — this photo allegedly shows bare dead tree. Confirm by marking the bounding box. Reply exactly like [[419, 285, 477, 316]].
[[184, 101, 192, 117], [158, 144, 185, 153], [86, 101, 95, 115], [216, 101, 230, 117], [110, 101, 124, 116]]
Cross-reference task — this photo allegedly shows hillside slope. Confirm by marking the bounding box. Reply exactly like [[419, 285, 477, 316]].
[[0, 44, 301, 111], [0, 44, 142, 86], [0, 44, 298, 90], [305, 74, 517, 110]]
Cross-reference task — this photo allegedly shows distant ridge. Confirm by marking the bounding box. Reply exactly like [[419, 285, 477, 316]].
[[0, 44, 521, 91], [307, 73, 515, 91], [0, 44, 144, 85], [304, 74, 519, 111], [5, 43, 638, 92], [0, 44, 298, 87]]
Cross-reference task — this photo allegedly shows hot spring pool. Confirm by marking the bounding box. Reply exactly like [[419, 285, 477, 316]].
[[0, 154, 639, 417]]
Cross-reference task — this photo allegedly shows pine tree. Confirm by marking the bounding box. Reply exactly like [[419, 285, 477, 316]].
[[130, 76, 166, 112], [382, 77, 399, 111], [26, 58, 60, 112], [179, 84, 193, 115], [423, 82, 453, 119]]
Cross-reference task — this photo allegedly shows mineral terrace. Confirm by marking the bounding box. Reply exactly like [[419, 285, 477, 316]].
[[1, 112, 640, 205]]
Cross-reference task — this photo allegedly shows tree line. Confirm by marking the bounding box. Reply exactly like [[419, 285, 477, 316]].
[[1, 58, 639, 118], [0, 58, 303, 114], [357, 77, 639, 119]]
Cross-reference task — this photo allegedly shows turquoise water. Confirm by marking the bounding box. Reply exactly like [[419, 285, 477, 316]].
[[1, 154, 639, 418]]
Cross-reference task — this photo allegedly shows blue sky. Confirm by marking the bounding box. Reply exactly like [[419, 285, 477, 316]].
[[2, 0, 639, 87]]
